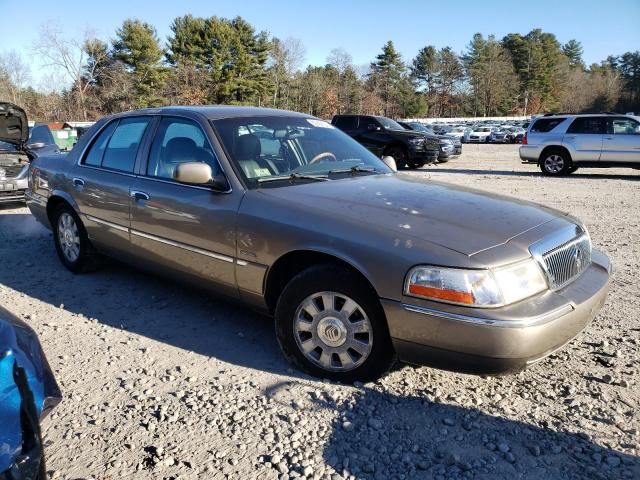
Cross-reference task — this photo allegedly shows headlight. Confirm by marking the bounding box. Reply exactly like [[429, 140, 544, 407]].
[[408, 137, 424, 147], [405, 259, 547, 307]]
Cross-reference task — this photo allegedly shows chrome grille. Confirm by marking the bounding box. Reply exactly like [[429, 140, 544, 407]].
[[540, 234, 592, 289]]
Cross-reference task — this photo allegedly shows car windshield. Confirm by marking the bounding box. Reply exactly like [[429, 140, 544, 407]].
[[476, 127, 492, 132], [376, 117, 405, 131], [212, 116, 390, 188]]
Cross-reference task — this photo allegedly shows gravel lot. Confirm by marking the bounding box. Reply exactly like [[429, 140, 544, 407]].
[[0, 144, 638, 480]]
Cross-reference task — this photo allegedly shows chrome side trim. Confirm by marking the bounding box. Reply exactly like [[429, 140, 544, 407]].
[[129, 229, 234, 263], [400, 303, 574, 328], [84, 214, 129, 233]]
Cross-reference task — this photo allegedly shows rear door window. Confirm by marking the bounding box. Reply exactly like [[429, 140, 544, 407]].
[[101, 117, 151, 172], [530, 118, 566, 133], [566, 117, 607, 134]]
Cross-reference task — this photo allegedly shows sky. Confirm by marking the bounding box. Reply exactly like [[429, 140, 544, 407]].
[[0, 0, 638, 90]]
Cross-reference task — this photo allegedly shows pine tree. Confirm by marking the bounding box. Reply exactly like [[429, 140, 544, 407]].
[[112, 19, 166, 107], [562, 39, 585, 69]]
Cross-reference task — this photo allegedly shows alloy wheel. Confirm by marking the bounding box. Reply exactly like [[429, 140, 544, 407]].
[[293, 291, 373, 371], [57, 212, 81, 263], [544, 154, 565, 174]]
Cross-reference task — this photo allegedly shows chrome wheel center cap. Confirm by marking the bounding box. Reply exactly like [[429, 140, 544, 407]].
[[317, 317, 347, 347], [64, 230, 73, 246]]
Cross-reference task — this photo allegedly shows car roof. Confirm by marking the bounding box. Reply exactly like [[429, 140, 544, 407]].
[[116, 105, 312, 121]]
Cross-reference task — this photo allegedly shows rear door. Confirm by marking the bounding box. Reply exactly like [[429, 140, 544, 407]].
[[600, 116, 640, 163], [562, 116, 606, 162], [70, 116, 153, 256], [129, 115, 241, 298]]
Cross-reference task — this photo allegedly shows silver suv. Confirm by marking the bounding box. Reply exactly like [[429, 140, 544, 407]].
[[520, 113, 640, 175]]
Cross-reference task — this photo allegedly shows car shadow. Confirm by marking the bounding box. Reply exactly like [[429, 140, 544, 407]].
[[425, 167, 640, 181], [307, 385, 639, 480], [0, 212, 295, 377]]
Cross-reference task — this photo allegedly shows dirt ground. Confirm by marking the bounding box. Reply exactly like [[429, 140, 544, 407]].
[[0, 144, 638, 480]]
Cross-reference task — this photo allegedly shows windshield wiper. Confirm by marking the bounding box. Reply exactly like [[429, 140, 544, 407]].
[[328, 165, 378, 176], [257, 173, 329, 184]]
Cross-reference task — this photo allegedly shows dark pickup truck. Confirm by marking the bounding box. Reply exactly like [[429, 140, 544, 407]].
[[331, 115, 439, 168]]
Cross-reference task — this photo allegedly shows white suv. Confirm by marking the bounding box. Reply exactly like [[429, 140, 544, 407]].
[[520, 113, 640, 175]]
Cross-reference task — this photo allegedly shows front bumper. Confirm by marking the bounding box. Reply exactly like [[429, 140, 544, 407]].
[[383, 249, 611, 374], [0, 178, 27, 203], [408, 148, 439, 164]]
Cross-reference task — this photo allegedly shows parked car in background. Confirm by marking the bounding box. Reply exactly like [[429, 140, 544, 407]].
[[26, 106, 611, 381], [398, 121, 462, 162], [520, 113, 640, 175], [0, 305, 61, 479], [488, 128, 510, 144], [0, 103, 61, 203], [506, 126, 526, 143], [448, 126, 472, 143], [468, 126, 496, 143], [332, 115, 439, 168]]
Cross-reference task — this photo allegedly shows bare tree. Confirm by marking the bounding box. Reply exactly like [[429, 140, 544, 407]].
[[269, 37, 306, 107], [0, 50, 31, 105], [327, 48, 353, 74], [33, 23, 99, 120]]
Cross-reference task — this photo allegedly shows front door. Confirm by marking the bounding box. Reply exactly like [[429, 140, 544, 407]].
[[129, 116, 242, 297], [600, 116, 640, 163], [70, 116, 153, 256]]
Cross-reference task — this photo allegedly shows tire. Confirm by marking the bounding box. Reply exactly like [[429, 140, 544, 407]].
[[52, 204, 101, 273], [275, 264, 396, 382], [540, 149, 572, 176], [384, 145, 408, 169], [438, 157, 449, 163]]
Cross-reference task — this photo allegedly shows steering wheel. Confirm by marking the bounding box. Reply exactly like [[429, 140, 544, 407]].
[[308, 151, 337, 165]]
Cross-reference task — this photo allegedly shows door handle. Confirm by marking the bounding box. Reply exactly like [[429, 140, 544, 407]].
[[72, 177, 85, 187], [604, 137, 613, 140], [131, 191, 150, 201]]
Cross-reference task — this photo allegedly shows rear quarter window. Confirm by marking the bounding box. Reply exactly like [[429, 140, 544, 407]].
[[530, 118, 566, 133]]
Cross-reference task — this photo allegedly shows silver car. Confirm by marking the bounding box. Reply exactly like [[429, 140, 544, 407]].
[[20, 106, 611, 382], [520, 113, 640, 175]]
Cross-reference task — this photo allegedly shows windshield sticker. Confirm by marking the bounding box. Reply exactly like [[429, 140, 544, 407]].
[[306, 119, 334, 129], [253, 168, 272, 177]]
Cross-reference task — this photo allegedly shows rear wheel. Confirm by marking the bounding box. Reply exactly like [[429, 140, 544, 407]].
[[540, 149, 572, 176], [384, 145, 408, 169], [275, 265, 395, 382], [52, 204, 101, 273]]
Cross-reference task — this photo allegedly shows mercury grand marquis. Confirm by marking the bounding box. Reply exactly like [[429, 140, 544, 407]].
[[20, 106, 611, 381]]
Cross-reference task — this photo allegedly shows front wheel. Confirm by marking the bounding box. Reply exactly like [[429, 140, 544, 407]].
[[540, 149, 572, 176], [384, 146, 408, 169], [275, 265, 396, 382]]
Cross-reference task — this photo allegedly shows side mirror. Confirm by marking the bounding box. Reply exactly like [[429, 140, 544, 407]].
[[174, 162, 229, 191], [382, 156, 397, 172]]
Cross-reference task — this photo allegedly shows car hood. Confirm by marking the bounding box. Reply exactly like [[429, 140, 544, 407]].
[[388, 128, 429, 139], [0, 103, 28, 146], [260, 174, 567, 256]]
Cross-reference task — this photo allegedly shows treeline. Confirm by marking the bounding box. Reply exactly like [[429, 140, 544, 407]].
[[0, 15, 638, 122]]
